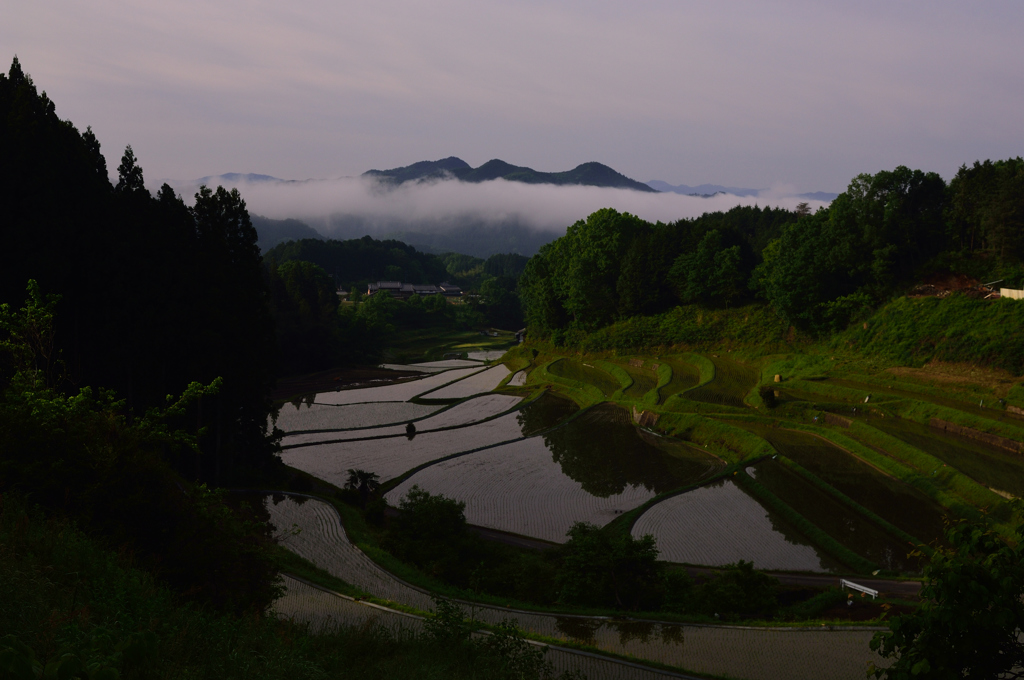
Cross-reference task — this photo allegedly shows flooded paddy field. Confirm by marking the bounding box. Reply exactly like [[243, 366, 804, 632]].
[[385, 436, 659, 542], [418, 364, 511, 399], [281, 409, 529, 484], [281, 394, 522, 446], [507, 370, 527, 386], [272, 401, 442, 434], [684, 356, 757, 409], [467, 350, 507, 361], [314, 367, 481, 405], [548, 358, 622, 396], [631, 479, 843, 572], [543, 405, 723, 496], [864, 416, 1024, 498], [281, 395, 574, 484], [753, 427, 949, 546], [746, 460, 923, 572], [515, 392, 580, 435], [268, 494, 881, 680], [385, 405, 723, 542]]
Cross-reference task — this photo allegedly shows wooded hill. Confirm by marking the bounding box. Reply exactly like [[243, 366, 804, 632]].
[[521, 161, 1024, 345]]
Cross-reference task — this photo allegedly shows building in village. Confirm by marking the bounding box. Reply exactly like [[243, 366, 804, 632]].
[[366, 281, 463, 300]]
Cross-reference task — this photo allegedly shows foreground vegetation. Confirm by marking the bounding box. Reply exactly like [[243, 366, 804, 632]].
[[0, 495, 581, 680]]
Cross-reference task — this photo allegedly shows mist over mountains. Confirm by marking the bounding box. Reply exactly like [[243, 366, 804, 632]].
[[168, 159, 836, 258]]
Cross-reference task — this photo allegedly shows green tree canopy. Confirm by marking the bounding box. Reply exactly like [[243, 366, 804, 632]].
[[870, 518, 1024, 679]]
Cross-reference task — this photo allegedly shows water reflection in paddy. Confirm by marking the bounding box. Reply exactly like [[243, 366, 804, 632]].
[[272, 401, 442, 434], [281, 392, 580, 484], [281, 394, 522, 446], [541, 404, 724, 496], [384, 404, 723, 543], [632, 478, 842, 572], [314, 367, 482, 405]]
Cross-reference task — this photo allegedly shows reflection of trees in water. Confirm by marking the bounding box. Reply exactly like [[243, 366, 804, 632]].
[[543, 404, 722, 497], [555, 617, 686, 648], [515, 392, 579, 436], [609, 620, 655, 645], [555, 617, 602, 645]]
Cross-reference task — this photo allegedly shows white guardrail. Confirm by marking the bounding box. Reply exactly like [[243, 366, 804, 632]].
[[841, 579, 879, 599]]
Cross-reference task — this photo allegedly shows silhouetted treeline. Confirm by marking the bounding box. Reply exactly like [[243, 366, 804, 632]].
[[522, 162, 1024, 340], [0, 57, 275, 481], [265, 236, 450, 291], [267, 238, 528, 332], [520, 205, 796, 339]]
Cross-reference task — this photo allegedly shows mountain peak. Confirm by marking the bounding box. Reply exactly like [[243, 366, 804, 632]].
[[363, 158, 656, 192]]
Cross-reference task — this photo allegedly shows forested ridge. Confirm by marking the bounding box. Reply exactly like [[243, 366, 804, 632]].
[[521, 161, 1024, 346]]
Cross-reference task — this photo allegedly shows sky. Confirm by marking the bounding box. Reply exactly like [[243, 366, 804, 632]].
[[5, 0, 1024, 195]]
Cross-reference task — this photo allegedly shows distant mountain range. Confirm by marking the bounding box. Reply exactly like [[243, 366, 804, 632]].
[[176, 165, 838, 201], [646, 180, 838, 201], [363, 157, 657, 192]]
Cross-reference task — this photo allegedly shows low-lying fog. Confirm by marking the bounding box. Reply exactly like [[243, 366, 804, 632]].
[[169, 175, 832, 256]]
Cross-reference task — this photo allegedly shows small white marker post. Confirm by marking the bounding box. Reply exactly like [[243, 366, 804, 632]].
[[841, 579, 879, 599]]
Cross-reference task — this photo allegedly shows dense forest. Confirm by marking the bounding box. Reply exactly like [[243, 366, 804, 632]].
[[521, 162, 1024, 344], [264, 239, 528, 373]]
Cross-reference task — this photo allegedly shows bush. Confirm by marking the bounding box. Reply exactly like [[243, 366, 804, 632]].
[[556, 522, 663, 610], [385, 486, 482, 583], [691, 561, 779, 620]]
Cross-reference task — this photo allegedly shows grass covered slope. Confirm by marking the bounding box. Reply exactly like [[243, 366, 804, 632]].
[[838, 295, 1024, 375], [502, 292, 1024, 580]]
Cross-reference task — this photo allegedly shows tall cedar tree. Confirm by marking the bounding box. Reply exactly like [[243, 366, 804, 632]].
[[0, 57, 276, 483]]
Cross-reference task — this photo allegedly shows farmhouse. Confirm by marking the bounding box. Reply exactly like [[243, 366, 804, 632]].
[[366, 281, 462, 300]]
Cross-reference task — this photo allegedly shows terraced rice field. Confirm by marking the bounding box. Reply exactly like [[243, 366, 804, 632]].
[[753, 427, 949, 545], [467, 350, 507, 361], [314, 367, 481, 405], [275, 575, 423, 633], [507, 370, 527, 386], [515, 392, 580, 435], [384, 436, 660, 542], [684, 356, 757, 409], [266, 495, 434, 608], [548, 359, 622, 397], [746, 460, 923, 572], [631, 479, 842, 572], [865, 415, 1024, 498], [656, 359, 701, 401], [418, 365, 510, 399], [622, 365, 658, 399], [281, 409, 530, 483], [269, 495, 882, 680], [541, 404, 723, 496], [281, 394, 522, 446], [409, 359, 485, 369], [830, 377, 1024, 425], [272, 402, 442, 434], [383, 405, 720, 542]]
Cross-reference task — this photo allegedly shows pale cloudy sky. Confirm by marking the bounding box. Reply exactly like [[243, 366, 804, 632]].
[[5, 1, 1023, 192]]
